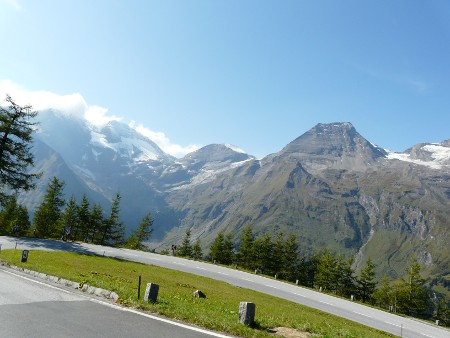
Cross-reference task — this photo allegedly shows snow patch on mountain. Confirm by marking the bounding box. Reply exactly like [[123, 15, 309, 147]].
[[225, 144, 246, 154], [387, 143, 450, 169]]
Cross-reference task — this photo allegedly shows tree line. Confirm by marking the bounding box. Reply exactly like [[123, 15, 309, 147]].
[[0, 177, 153, 249], [173, 225, 449, 326]]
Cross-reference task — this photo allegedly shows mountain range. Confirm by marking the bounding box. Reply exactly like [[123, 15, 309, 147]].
[[18, 110, 450, 287]]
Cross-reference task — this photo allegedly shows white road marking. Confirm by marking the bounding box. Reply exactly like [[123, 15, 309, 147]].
[[241, 278, 253, 282], [354, 312, 371, 318], [319, 301, 333, 306], [2, 268, 232, 338], [172, 262, 185, 265]]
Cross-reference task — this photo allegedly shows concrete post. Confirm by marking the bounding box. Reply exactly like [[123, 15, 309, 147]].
[[239, 302, 256, 326], [295, 279, 299, 285], [144, 283, 159, 303]]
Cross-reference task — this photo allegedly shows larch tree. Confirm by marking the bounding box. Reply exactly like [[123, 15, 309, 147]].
[[0, 95, 40, 204], [126, 213, 154, 250]]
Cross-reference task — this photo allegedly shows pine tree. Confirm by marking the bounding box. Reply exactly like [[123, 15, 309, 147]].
[[357, 257, 377, 303], [177, 228, 193, 257], [33, 177, 65, 238], [126, 213, 153, 250], [76, 194, 90, 241], [191, 239, 203, 260], [60, 196, 79, 241], [336, 256, 356, 298], [237, 224, 255, 270], [283, 234, 299, 282], [210, 232, 225, 263], [315, 249, 336, 292], [254, 233, 273, 274], [272, 232, 285, 277], [0, 195, 30, 236], [223, 233, 235, 265], [101, 192, 125, 246], [0, 95, 40, 204], [89, 203, 104, 243]]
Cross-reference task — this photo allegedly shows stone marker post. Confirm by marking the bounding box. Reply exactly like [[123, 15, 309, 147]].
[[144, 283, 159, 303], [239, 302, 256, 326]]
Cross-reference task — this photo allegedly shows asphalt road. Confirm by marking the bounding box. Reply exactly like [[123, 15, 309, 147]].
[[1, 236, 449, 338], [0, 259, 231, 337]]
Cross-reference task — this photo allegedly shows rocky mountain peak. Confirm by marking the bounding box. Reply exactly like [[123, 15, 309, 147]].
[[182, 144, 253, 167], [279, 122, 387, 171]]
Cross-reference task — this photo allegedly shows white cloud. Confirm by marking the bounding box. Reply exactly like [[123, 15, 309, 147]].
[[0, 80, 199, 158], [2, 0, 21, 11], [0, 80, 121, 126], [130, 122, 200, 158]]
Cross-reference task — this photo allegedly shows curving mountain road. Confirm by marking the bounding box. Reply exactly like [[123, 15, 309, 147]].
[[1, 236, 448, 338], [0, 265, 231, 338]]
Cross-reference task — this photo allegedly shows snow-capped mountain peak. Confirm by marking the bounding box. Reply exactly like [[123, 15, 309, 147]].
[[386, 141, 450, 169]]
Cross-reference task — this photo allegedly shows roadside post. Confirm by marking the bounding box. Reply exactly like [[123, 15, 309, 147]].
[[21, 250, 29, 262]]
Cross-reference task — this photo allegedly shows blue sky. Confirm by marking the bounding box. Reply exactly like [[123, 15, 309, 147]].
[[1, 0, 449, 158]]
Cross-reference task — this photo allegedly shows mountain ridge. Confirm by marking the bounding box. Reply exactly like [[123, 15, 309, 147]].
[[16, 112, 449, 287]]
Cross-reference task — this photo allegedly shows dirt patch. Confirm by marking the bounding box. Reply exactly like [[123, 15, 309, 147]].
[[267, 327, 313, 338]]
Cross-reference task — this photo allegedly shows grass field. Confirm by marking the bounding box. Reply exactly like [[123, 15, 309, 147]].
[[0, 249, 394, 338]]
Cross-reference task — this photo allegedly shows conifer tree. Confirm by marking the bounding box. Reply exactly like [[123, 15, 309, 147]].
[[60, 196, 79, 241], [283, 234, 299, 282], [126, 213, 153, 250], [373, 276, 393, 309], [254, 233, 273, 274], [0, 195, 30, 236], [315, 249, 336, 292], [403, 258, 429, 317], [76, 194, 90, 241], [89, 203, 104, 243], [237, 224, 255, 270], [357, 257, 377, 303], [272, 232, 285, 277], [0, 95, 40, 204], [177, 228, 193, 257], [210, 231, 225, 263], [222, 233, 235, 265], [191, 239, 203, 260], [33, 177, 65, 238], [101, 192, 125, 246]]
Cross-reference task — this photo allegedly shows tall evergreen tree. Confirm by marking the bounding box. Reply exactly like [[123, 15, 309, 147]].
[[33, 177, 65, 238], [0, 195, 30, 236], [403, 258, 429, 317], [76, 194, 90, 241], [60, 196, 79, 241], [357, 257, 377, 303], [126, 213, 153, 250], [210, 232, 225, 263], [254, 233, 273, 274], [0, 95, 40, 204], [272, 232, 285, 277], [191, 239, 203, 260], [177, 228, 193, 257], [237, 224, 255, 270], [315, 249, 336, 292], [283, 234, 299, 282], [222, 233, 235, 265], [101, 192, 125, 246], [373, 276, 393, 309], [336, 255, 356, 298], [89, 203, 104, 243]]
